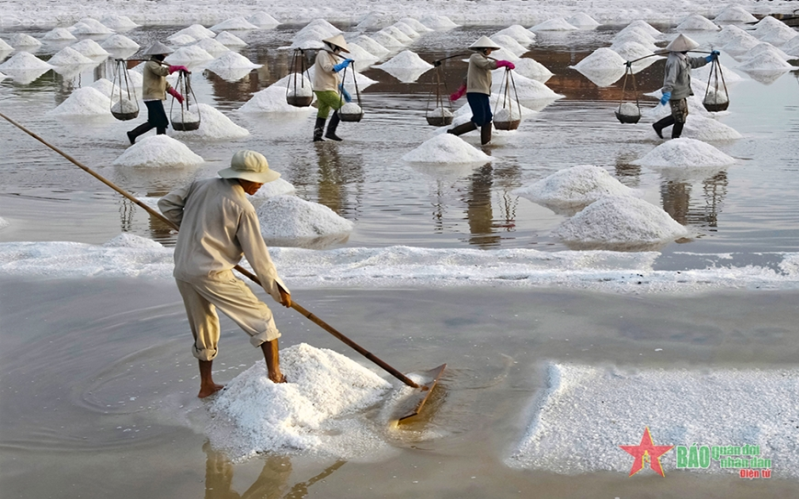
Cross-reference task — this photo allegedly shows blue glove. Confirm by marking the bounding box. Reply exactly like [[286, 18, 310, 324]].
[[333, 59, 353, 72], [660, 91, 671, 106], [339, 84, 352, 103], [705, 50, 720, 63]]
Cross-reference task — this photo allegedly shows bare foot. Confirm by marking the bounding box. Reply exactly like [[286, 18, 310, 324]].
[[269, 373, 287, 384], [197, 383, 224, 398]]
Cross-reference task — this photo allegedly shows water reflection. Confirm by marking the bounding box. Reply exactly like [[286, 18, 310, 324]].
[[461, 161, 520, 247], [312, 142, 363, 218], [660, 170, 727, 229]]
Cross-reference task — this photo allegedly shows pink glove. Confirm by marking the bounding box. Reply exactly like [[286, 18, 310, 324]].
[[450, 83, 467, 102], [167, 87, 184, 104], [496, 60, 516, 70], [168, 65, 189, 74]]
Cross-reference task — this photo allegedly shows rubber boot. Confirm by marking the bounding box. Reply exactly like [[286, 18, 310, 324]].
[[480, 123, 492, 145], [652, 116, 674, 139], [325, 112, 342, 141], [671, 122, 684, 139], [313, 118, 326, 142], [447, 121, 477, 136], [156, 127, 166, 135], [127, 123, 153, 145]]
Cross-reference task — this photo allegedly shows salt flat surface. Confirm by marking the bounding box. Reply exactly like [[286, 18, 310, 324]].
[[402, 134, 492, 164], [113, 135, 203, 167], [167, 103, 249, 140], [507, 362, 799, 478], [256, 195, 354, 239], [48, 87, 110, 116], [632, 138, 736, 167], [207, 343, 393, 460], [514, 165, 636, 213]]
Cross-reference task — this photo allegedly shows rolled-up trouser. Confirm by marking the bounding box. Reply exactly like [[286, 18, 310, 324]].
[[467, 92, 493, 127], [669, 98, 689, 124], [176, 271, 280, 361], [314, 90, 344, 119], [144, 100, 169, 130]]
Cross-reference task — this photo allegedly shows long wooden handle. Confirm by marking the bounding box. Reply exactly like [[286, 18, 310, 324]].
[[0, 111, 420, 389]]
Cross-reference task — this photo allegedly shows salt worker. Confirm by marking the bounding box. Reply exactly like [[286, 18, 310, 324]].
[[447, 36, 516, 145], [158, 150, 291, 398], [652, 33, 719, 139], [312, 34, 353, 142], [126, 41, 188, 145]]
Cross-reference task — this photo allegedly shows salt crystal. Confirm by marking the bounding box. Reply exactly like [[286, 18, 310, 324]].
[[529, 18, 578, 32], [676, 14, 719, 31], [247, 12, 280, 27], [514, 165, 635, 212], [101, 34, 140, 51], [215, 31, 247, 47], [211, 17, 259, 32], [49, 46, 94, 66], [632, 138, 736, 167], [103, 233, 161, 249], [168, 103, 249, 140], [714, 6, 757, 23], [10, 33, 42, 48], [70, 39, 109, 57], [113, 135, 203, 167], [256, 196, 353, 238], [402, 134, 492, 164], [375, 50, 432, 70], [42, 28, 76, 41]]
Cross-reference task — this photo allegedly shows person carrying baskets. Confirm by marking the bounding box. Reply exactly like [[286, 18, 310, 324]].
[[652, 34, 719, 140], [447, 36, 516, 145], [312, 35, 353, 142], [126, 42, 188, 145]]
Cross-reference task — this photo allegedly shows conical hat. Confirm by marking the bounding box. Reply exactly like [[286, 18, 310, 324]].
[[143, 41, 173, 56], [323, 34, 350, 53], [665, 33, 699, 52], [469, 36, 501, 50]]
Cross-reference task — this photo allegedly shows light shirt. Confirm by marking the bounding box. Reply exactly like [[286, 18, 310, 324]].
[[312, 50, 341, 92]]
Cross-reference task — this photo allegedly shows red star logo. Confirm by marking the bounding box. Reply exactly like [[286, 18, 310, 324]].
[[620, 427, 674, 477]]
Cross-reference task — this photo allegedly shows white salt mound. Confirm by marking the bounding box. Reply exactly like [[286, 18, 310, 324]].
[[428, 107, 453, 118], [194, 38, 231, 56], [393, 22, 420, 39], [215, 31, 247, 47], [420, 15, 459, 30], [346, 43, 379, 70], [369, 31, 403, 49], [211, 17, 259, 32], [103, 233, 162, 249], [380, 26, 413, 45], [256, 195, 354, 238], [744, 43, 791, 62], [111, 99, 138, 114], [165, 45, 214, 64], [495, 106, 522, 122], [113, 135, 203, 167], [71, 20, 113, 36], [755, 16, 798, 46], [171, 24, 216, 41], [43, 28, 76, 41], [351, 35, 389, 58], [738, 50, 793, 71], [509, 58, 553, 81], [11, 33, 42, 47], [402, 134, 492, 164], [70, 39, 109, 57], [677, 14, 719, 31], [632, 138, 736, 167], [249, 178, 296, 198], [287, 84, 313, 98], [573, 47, 626, 73], [623, 20, 661, 37], [398, 17, 433, 33], [529, 18, 578, 31], [375, 50, 432, 70], [169, 103, 249, 140], [0, 52, 51, 72], [206, 51, 261, 71], [240, 85, 314, 113], [566, 13, 600, 28], [553, 196, 689, 245], [169, 34, 197, 46], [170, 104, 199, 124], [683, 115, 742, 141], [493, 25, 536, 44], [48, 87, 110, 116], [248, 12, 281, 27], [617, 102, 640, 116], [90, 78, 115, 97], [715, 6, 757, 23], [782, 36, 799, 57], [101, 34, 140, 51], [49, 47, 93, 66], [208, 343, 390, 459], [493, 72, 562, 100], [290, 25, 333, 50], [0, 217, 9, 230], [514, 165, 635, 209], [613, 28, 658, 49], [100, 15, 139, 30], [340, 103, 362, 116], [492, 35, 529, 56], [0, 38, 11, 51], [611, 41, 654, 61]]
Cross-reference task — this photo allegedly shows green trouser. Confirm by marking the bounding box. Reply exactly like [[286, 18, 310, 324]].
[[314, 90, 344, 119]]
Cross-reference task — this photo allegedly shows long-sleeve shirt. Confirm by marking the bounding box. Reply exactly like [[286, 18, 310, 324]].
[[467, 52, 498, 94], [312, 50, 340, 92], [662, 52, 708, 100], [158, 177, 288, 303], [142, 58, 172, 101]]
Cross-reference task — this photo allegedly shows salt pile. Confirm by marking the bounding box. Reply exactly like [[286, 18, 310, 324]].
[[0, 52, 52, 71], [165, 45, 214, 64], [290, 25, 335, 50], [215, 31, 247, 47], [211, 17, 258, 31], [256, 196, 354, 238], [249, 178, 296, 198], [205, 51, 261, 72], [340, 103, 362, 116], [492, 72, 562, 100], [692, 60, 743, 83], [194, 38, 230, 56], [169, 34, 196, 46], [100, 15, 139, 31], [566, 13, 600, 28], [719, 25, 760, 54], [247, 12, 281, 27], [48, 46, 94, 66], [101, 34, 140, 51], [398, 17, 433, 33], [621, 20, 661, 37], [170, 105, 199, 125], [419, 15, 459, 30], [493, 25, 536, 44], [494, 106, 522, 122], [506, 58, 553, 82], [428, 107, 453, 118], [514, 165, 635, 212], [0, 217, 9, 230], [48, 87, 111, 116], [240, 85, 315, 113], [393, 22, 421, 39], [682, 115, 742, 141], [552, 196, 689, 246], [113, 135, 203, 167], [611, 41, 655, 62], [287, 84, 313, 98], [42, 28, 76, 41], [168, 103, 249, 140], [571, 48, 626, 86], [346, 43, 379, 70], [10, 33, 41, 48], [380, 26, 413, 45], [369, 31, 404, 49], [632, 138, 736, 167], [0, 38, 11, 51], [70, 39, 109, 57], [529, 18, 578, 31], [272, 73, 313, 90], [676, 14, 719, 31], [375, 50, 432, 70], [714, 6, 757, 23], [351, 35, 389, 58], [207, 343, 390, 460], [743, 43, 792, 62], [170, 24, 216, 41], [111, 99, 138, 114], [0, 72, 8, 81], [754, 16, 798, 46], [402, 134, 492, 164], [103, 233, 162, 249], [492, 35, 529, 57], [70, 18, 113, 35], [737, 50, 793, 72], [612, 30, 658, 52], [617, 102, 640, 117]]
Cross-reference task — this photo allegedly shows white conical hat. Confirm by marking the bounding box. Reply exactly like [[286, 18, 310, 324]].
[[323, 34, 350, 53], [143, 41, 173, 55], [469, 36, 501, 50], [665, 33, 699, 52]]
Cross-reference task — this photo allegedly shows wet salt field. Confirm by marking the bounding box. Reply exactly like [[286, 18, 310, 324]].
[[2, 15, 799, 499]]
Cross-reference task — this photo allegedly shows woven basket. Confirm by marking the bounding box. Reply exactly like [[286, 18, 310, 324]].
[[615, 111, 641, 124], [339, 111, 363, 122], [171, 121, 201, 131], [702, 101, 729, 112], [111, 110, 139, 121], [426, 115, 453, 127], [287, 95, 313, 108], [494, 119, 520, 131]]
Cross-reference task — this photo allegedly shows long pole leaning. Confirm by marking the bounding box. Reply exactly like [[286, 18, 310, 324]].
[[0, 111, 421, 389]]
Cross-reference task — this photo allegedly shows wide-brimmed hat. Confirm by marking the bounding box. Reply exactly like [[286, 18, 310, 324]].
[[323, 34, 350, 53], [469, 36, 501, 51], [218, 150, 280, 183], [665, 33, 699, 52], [143, 41, 173, 56]]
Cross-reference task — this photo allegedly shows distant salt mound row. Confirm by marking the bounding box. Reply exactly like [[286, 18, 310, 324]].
[[492, 34, 529, 57], [49, 46, 94, 66], [737, 50, 793, 72], [48, 87, 110, 116], [249, 178, 296, 198], [514, 165, 635, 212], [165, 45, 214, 64], [70, 39, 109, 57], [101, 34, 140, 51], [393, 22, 421, 39], [0, 38, 13, 51], [754, 16, 798, 46], [398, 17, 433, 33], [42, 27, 76, 41], [71, 18, 113, 35], [248, 12, 281, 27], [100, 15, 139, 31], [375, 50, 432, 70], [207, 343, 391, 460], [103, 233, 162, 249], [493, 25, 536, 44], [291, 19, 341, 49], [215, 31, 247, 47], [168, 103, 248, 140], [0, 52, 51, 72], [369, 30, 404, 50], [677, 14, 719, 31], [530, 17, 578, 32], [240, 85, 314, 113], [0, 217, 9, 230], [492, 72, 562, 100], [620, 20, 661, 38], [632, 138, 736, 167], [256, 195, 354, 238], [402, 134, 492, 164], [347, 43, 379, 70], [10, 33, 42, 48], [206, 51, 261, 72], [113, 135, 203, 167], [553, 196, 689, 246], [566, 13, 600, 28], [194, 37, 230, 56], [211, 17, 259, 31], [715, 5, 757, 23], [380, 26, 413, 45], [169, 34, 196, 46], [170, 24, 216, 41], [352, 35, 390, 58], [420, 15, 459, 30]]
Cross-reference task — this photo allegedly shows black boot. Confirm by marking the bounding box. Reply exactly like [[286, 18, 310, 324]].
[[652, 116, 674, 139], [480, 124, 492, 145], [447, 121, 477, 136], [127, 123, 153, 145], [156, 127, 166, 135], [325, 112, 342, 141], [672, 122, 684, 139], [313, 118, 326, 142]]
